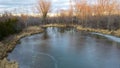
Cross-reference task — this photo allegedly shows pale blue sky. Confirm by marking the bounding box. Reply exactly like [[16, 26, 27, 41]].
[[0, 0, 72, 13]]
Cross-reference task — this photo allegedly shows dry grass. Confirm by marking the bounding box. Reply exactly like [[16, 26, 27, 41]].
[[41, 24, 120, 37], [77, 26, 111, 34], [114, 29, 120, 37], [41, 24, 67, 27], [0, 26, 44, 68], [76, 25, 120, 37], [0, 58, 18, 68]]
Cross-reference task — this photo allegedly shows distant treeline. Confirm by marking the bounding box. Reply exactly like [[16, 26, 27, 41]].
[[21, 14, 120, 31], [45, 15, 120, 31], [35, 0, 120, 30], [0, 13, 120, 40]]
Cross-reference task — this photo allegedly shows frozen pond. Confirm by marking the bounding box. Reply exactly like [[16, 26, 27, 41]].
[[8, 27, 120, 68]]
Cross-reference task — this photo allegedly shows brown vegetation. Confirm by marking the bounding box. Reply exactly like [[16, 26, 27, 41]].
[[0, 58, 18, 68], [73, 0, 120, 30], [37, 0, 51, 22]]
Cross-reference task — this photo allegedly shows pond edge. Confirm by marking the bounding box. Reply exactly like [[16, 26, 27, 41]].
[[0, 24, 120, 68]]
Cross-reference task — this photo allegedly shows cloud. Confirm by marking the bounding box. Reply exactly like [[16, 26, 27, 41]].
[[52, 0, 58, 3], [0, 0, 71, 13]]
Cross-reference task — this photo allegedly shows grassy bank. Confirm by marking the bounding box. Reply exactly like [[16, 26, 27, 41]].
[[41, 24, 120, 37], [0, 58, 18, 68], [0, 26, 44, 68], [76, 25, 120, 37], [41, 24, 67, 27]]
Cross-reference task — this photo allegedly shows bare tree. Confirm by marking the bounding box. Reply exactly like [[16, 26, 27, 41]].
[[21, 14, 28, 28], [74, 0, 92, 25], [96, 0, 118, 16], [37, 0, 51, 22], [68, 0, 74, 17]]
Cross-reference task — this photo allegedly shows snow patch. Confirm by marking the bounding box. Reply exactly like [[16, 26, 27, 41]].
[[92, 32, 120, 43]]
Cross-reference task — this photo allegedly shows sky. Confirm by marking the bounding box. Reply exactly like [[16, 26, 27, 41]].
[[0, 0, 72, 14]]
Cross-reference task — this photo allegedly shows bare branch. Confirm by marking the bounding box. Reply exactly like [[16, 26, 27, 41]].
[[37, 0, 51, 19]]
